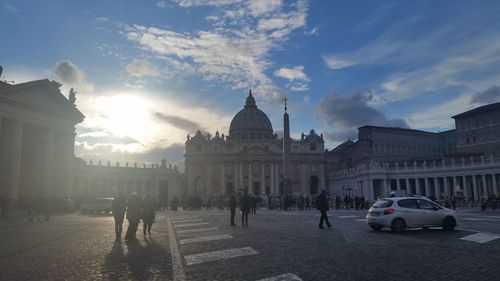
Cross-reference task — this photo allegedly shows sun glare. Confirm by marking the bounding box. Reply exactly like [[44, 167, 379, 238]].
[[96, 94, 154, 142]]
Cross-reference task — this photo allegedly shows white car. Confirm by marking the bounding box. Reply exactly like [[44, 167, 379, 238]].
[[80, 198, 113, 214], [366, 196, 458, 232]]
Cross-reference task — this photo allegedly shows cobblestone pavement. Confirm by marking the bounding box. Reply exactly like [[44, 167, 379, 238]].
[[1, 208, 500, 281]]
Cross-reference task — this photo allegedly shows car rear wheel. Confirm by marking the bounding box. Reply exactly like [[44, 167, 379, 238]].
[[370, 224, 383, 232], [442, 216, 456, 231], [391, 218, 406, 233]]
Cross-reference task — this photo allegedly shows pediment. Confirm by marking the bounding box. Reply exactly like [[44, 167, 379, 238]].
[[0, 80, 84, 122]]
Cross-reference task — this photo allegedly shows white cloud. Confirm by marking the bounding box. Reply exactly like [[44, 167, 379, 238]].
[[173, 0, 242, 7], [322, 55, 356, 70], [247, 0, 282, 17], [274, 65, 310, 91], [156, 1, 167, 8], [125, 59, 168, 78], [274, 66, 308, 81], [124, 0, 309, 103]]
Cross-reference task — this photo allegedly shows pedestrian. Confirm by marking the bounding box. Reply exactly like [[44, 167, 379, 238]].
[[141, 194, 155, 237], [43, 197, 51, 221], [240, 191, 251, 226], [229, 194, 237, 226], [111, 192, 127, 240], [171, 196, 178, 211], [360, 195, 366, 210], [251, 195, 257, 214], [305, 195, 310, 209], [26, 196, 35, 223], [124, 193, 141, 241], [317, 190, 332, 229]]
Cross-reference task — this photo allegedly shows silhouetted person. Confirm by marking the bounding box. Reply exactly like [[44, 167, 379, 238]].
[[125, 193, 141, 241], [142, 194, 155, 236], [229, 194, 237, 226], [251, 195, 257, 214], [26, 197, 35, 223], [240, 192, 251, 226], [171, 196, 178, 211], [317, 190, 332, 229], [305, 195, 310, 209], [112, 192, 127, 240]]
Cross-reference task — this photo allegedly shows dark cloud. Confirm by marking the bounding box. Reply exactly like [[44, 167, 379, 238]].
[[470, 86, 500, 104], [52, 60, 84, 84], [318, 92, 408, 142], [154, 112, 203, 133]]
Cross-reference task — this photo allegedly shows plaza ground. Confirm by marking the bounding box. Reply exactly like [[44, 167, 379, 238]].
[[1, 208, 500, 281]]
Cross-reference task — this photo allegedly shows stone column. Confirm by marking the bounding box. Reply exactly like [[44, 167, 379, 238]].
[[482, 174, 487, 195], [234, 163, 238, 190], [260, 162, 265, 196], [206, 164, 212, 195], [239, 163, 243, 189], [444, 177, 449, 197], [493, 174, 499, 195], [472, 175, 478, 200], [434, 178, 440, 198], [4, 120, 24, 200], [270, 163, 275, 195], [405, 178, 410, 192], [300, 163, 307, 194], [41, 129, 56, 197], [396, 178, 401, 191], [248, 163, 253, 193], [222, 163, 226, 194]]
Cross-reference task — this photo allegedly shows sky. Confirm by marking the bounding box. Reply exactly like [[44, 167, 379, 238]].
[[2, 0, 500, 170]]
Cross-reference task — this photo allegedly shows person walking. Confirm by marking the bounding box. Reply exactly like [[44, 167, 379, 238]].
[[111, 192, 127, 240], [240, 191, 251, 226], [124, 193, 141, 241], [229, 194, 237, 226], [171, 196, 178, 211], [141, 194, 156, 237], [317, 190, 332, 229], [251, 195, 257, 214]]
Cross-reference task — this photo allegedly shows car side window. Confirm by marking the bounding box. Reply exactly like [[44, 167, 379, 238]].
[[397, 199, 419, 209], [418, 200, 435, 210]]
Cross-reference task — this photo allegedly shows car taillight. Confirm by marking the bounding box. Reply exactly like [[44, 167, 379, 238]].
[[383, 208, 395, 215]]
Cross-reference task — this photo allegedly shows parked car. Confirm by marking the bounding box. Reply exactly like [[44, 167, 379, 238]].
[[366, 196, 458, 232], [80, 198, 113, 214]]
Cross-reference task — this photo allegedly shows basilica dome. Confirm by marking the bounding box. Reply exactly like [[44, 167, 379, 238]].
[[229, 90, 273, 141]]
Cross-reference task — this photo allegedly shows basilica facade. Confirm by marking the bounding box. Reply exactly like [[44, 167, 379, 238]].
[[185, 91, 326, 199]]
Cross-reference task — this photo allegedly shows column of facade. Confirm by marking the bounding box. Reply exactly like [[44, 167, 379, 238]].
[[481, 174, 487, 195], [472, 175, 478, 200], [248, 163, 253, 193], [493, 174, 499, 195], [222, 163, 226, 194], [434, 178, 440, 198], [396, 178, 401, 191], [300, 163, 307, 194], [2, 120, 24, 200], [405, 178, 410, 192], [260, 162, 265, 196], [270, 163, 275, 195], [239, 163, 244, 189], [41, 129, 56, 197], [206, 164, 212, 195], [319, 164, 325, 191], [233, 163, 238, 190], [275, 163, 280, 194], [444, 177, 449, 197]]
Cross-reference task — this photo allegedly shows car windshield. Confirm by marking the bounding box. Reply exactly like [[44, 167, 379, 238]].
[[372, 199, 393, 208]]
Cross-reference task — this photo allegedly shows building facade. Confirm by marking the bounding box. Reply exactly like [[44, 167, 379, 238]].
[[185, 91, 326, 199], [0, 80, 83, 203], [71, 159, 184, 205], [327, 102, 500, 201]]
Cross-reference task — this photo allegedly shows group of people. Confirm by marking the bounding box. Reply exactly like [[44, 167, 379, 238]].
[[333, 195, 367, 210], [111, 192, 156, 241]]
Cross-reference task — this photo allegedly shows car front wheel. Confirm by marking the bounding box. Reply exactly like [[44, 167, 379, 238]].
[[442, 217, 456, 231], [391, 218, 406, 233]]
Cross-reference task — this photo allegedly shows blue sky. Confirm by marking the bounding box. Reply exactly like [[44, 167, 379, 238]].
[[2, 0, 500, 168]]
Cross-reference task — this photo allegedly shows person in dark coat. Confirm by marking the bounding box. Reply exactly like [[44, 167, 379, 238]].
[[111, 192, 127, 240], [142, 194, 155, 236], [171, 196, 178, 211], [305, 195, 310, 209], [317, 190, 332, 229], [124, 193, 141, 241], [228, 194, 237, 226], [251, 195, 257, 214], [240, 191, 251, 226]]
